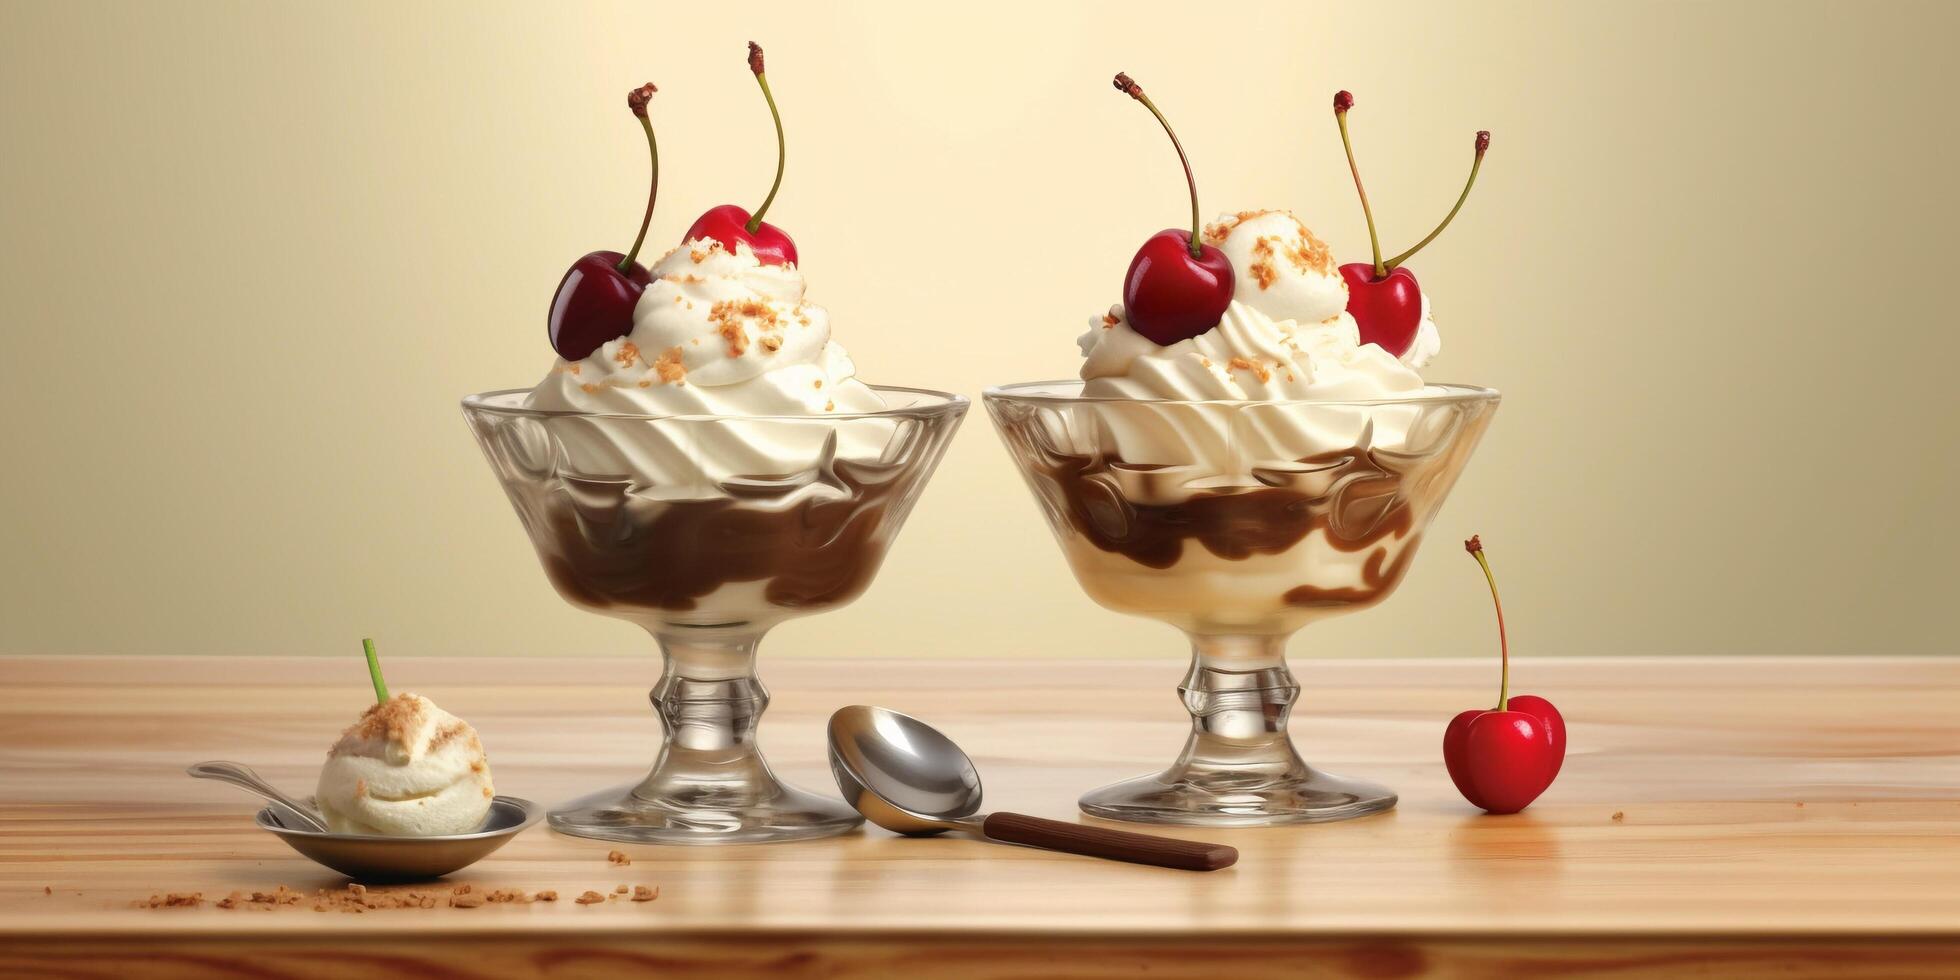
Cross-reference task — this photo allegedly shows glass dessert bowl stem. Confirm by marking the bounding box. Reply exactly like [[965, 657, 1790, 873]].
[[1081, 632, 1394, 826], [548, 626, 862, 844], [986, 380, 1498, 827], [465, 386, 966, 845]]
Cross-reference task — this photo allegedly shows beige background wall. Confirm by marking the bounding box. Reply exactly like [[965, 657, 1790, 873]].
[[2, 1, 1954, 660]]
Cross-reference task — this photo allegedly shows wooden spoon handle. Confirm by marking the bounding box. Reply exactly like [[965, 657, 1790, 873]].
[[981, 812, 1237, 871]]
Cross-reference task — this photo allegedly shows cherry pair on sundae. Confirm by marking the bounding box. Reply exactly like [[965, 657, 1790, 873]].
[[1111, 73, 1488, 357], [547, 42, 797, 363]]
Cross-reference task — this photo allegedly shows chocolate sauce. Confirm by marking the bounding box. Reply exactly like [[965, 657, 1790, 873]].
[[1036, 446, 1417, 569], [1032, 445, 1444, 610], [1282, 542, 1419, 609], [531, 457, 916, 615]]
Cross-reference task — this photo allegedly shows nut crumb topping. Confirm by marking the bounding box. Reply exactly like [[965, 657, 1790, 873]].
[[607, 850, 631, 866], [1227, 356, 1273, 383], [1283, 227, 1333, 275], [1248, 238, 1280, 290], [612, 341, 641, 369], [653, 346, 686, 385], [708, 299, 780, 357], [576, 890, 605, 905], [1202, 209, 1279, 245], [155, 883, 595, 912], [632, 885, 659, 902]]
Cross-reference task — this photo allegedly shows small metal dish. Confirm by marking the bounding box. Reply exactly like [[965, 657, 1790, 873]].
[[254, 796, 543, 882]]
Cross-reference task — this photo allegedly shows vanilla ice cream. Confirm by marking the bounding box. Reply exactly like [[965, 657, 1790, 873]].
[[316, 693, 494, 836]]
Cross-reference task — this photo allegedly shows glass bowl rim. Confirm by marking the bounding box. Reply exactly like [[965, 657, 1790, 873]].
[[982, 379, 1500, 409], [462, 384, 969, 423]]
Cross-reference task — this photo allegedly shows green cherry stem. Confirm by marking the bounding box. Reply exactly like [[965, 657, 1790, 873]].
[[1465, 536, 1509, 711], [1333, 91, 1385, 278], [1115, 72, 1203, 260], [616, 83, 660, 274], [745, 41, 786, 234], [362, 638, 390, 704], [1385, 131, 1489, 271], [615, 83, 662, 274]]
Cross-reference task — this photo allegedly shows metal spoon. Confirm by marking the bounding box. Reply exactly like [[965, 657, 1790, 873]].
[[187, 760, 330, 832], [827, 705, 1237, 872]]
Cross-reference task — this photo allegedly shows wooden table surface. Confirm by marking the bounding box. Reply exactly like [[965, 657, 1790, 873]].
[[2, 655, 1956, 978]]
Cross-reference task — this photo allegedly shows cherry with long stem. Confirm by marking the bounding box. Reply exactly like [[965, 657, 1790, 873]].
[[680, 43, 799, 266], [745, 42, 785, 235], [1386, 131, 1488, 270], [616, 83, 660, 274], [1465, 535, 1508, 711], [545, 83, 661, 361], [1109, 72, 1233, 345], [1443, 534, 1565, 814], [1116, 72, 1202, 260], [1333, 91, 1384, 277]]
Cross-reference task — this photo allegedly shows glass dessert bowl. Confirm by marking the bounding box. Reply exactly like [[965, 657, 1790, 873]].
[[465, 386, 965, 844], [987, 381, 1498, 826]]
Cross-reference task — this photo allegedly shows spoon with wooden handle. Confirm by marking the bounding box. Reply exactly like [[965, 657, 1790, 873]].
[[827, 705, 1236, 871]]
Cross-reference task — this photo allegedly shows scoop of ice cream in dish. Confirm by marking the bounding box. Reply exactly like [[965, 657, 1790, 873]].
[[187, 640, 540, 881]]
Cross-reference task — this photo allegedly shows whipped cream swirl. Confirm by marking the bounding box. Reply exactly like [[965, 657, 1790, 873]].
[[1073, 210, 1452, 471], [1076, 209, 1439, 404], [529, 238, 883, 417], [522, 239, 890, 490]]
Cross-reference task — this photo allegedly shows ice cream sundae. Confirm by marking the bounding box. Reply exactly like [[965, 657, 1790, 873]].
[[464, 45, 964, 843], [985, 76, 1500, 825]]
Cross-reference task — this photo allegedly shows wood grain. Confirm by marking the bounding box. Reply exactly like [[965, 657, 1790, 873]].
[[1, 655, 1956, 978]]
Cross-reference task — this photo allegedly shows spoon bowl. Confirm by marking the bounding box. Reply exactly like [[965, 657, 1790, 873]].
[[827, 706, 1238, 871], [828, 704, 984, 835]]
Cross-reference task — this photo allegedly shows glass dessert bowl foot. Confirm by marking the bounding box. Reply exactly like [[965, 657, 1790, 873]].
[[986, 381, 1498, 828], [466, 386, 966, 845]]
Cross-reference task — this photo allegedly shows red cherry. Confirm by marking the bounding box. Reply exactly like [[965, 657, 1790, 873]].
[[1110, 73, 1233, 345], [1442, 536, 1565, 814], [549, 251, 653, 361], [1124, 230, 1234, 345], [683, 43, 797, 267], [1340, 263, 1422, 357], [1331, 91, 1488, 358], [1506, 694, 1567, 782], [1444, 697, 1564, 814], [683, 204, 797, 267], [547, 83, 661, 361]]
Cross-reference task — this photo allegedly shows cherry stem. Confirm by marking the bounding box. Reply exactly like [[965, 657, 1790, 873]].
[[1465, 536, 1509, 711], [618, 83, 659, 273], [746, 42, 785, 234], [1115, 73, 1202, 259], [362, 638, 389, 704], [1334, 92, 1385, 277], [1386, 131, 1488, 271]]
